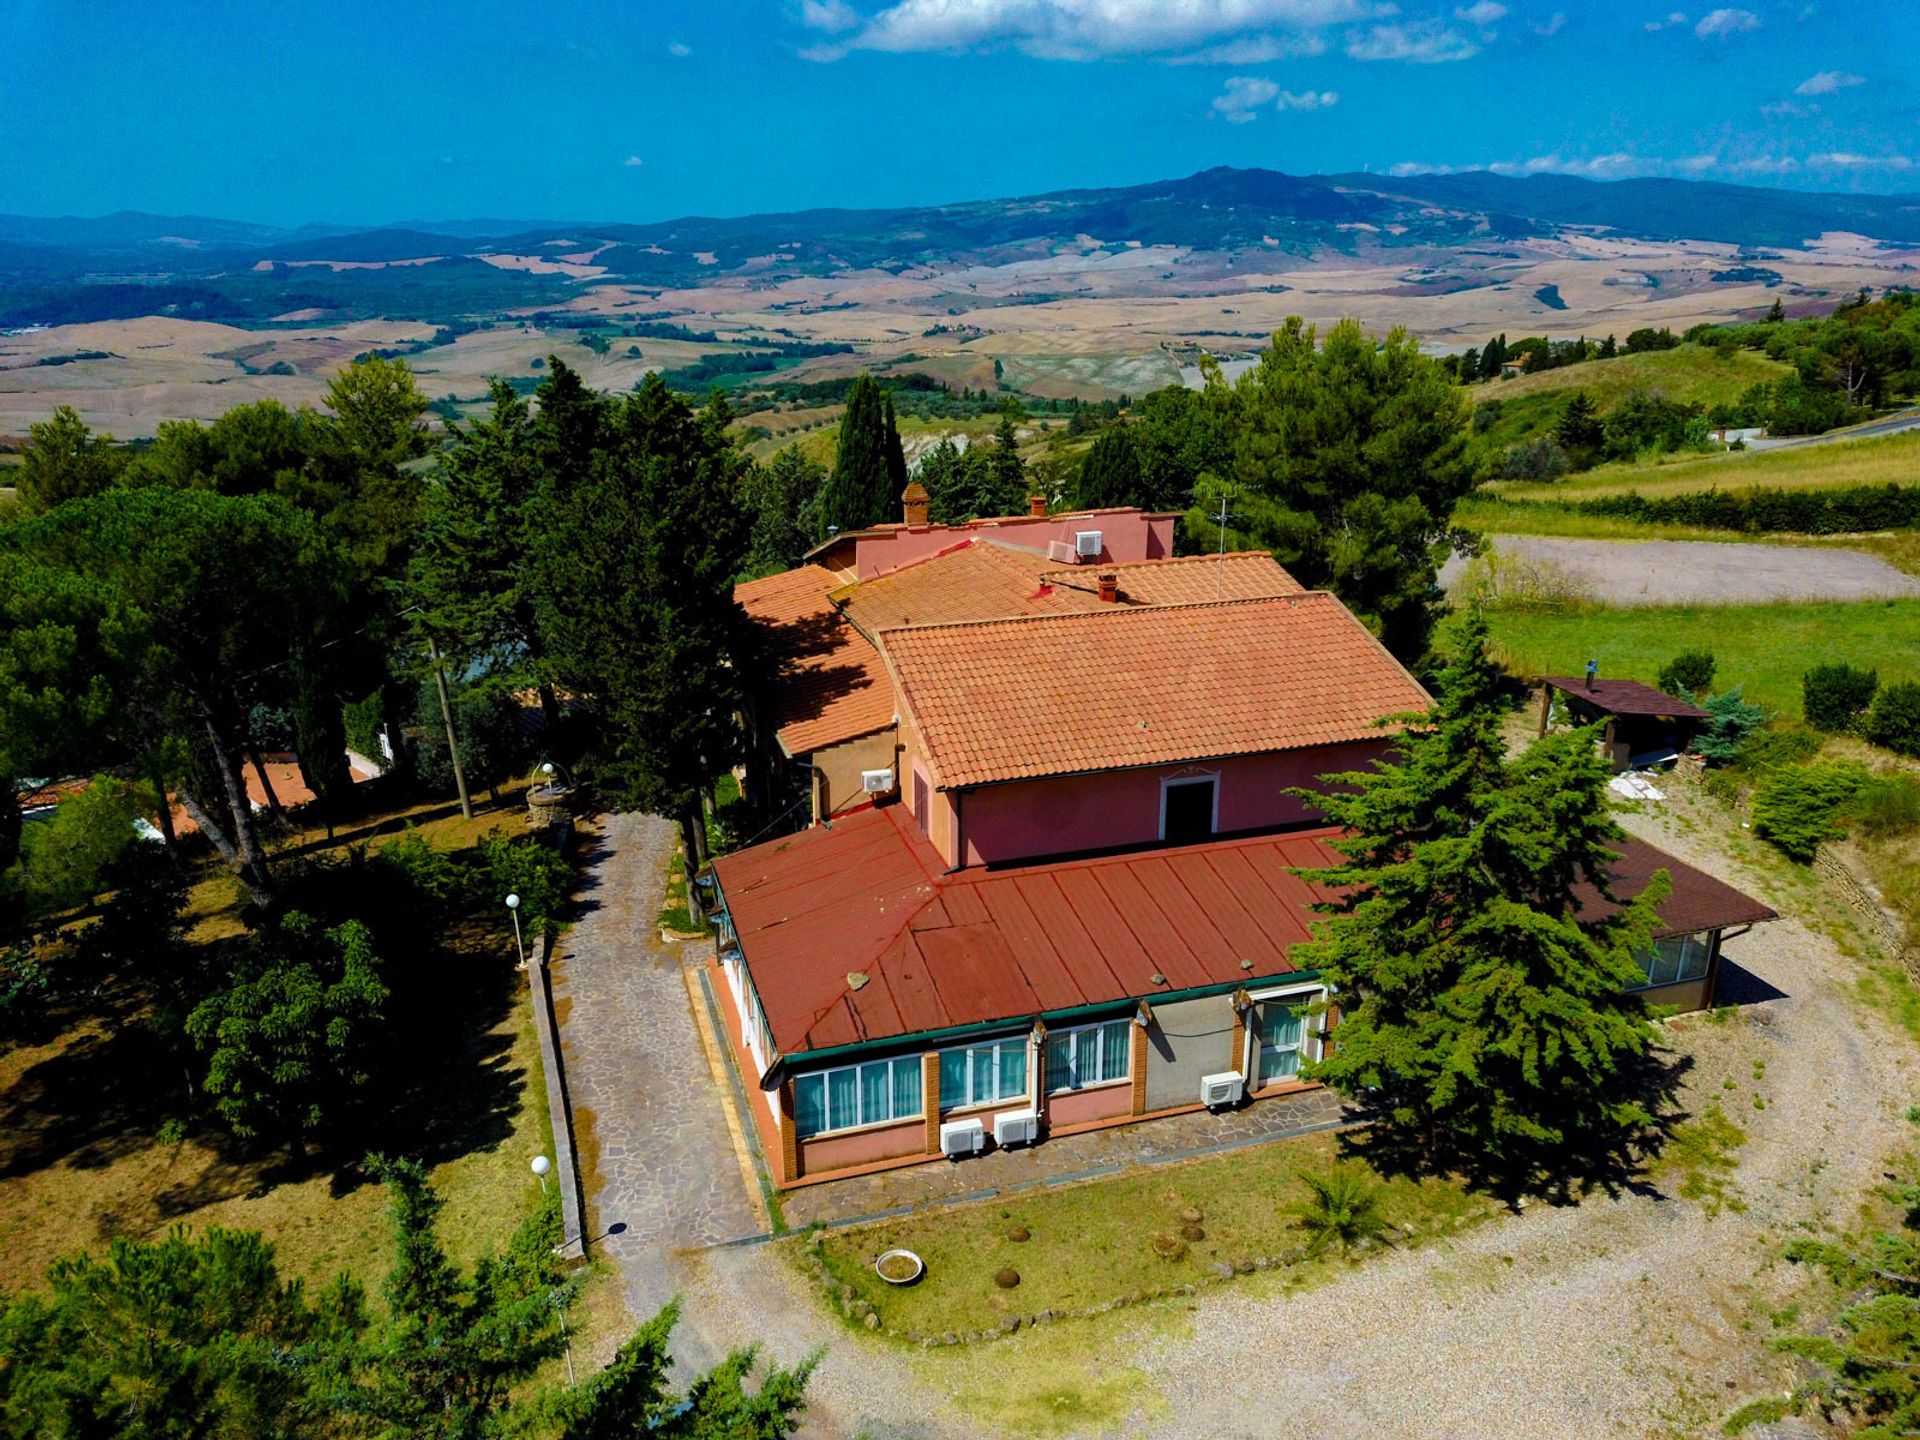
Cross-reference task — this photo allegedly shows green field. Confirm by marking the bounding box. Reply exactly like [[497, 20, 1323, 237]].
[[1469, 344, 1792, 458], [1485, 598, 1920, 715], [1492, 426, 1920, 504]]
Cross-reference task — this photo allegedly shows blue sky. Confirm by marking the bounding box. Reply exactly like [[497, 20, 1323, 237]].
[[1, 1, 1915, 226]]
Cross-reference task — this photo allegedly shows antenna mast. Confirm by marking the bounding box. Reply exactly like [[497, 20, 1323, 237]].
[[1215, 488, 1235, 600]]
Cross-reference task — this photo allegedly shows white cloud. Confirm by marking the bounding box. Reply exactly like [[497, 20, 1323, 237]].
[[1694, 7, 1759, 38], [1454, 1, 1506, 25], [1761, 100, 1812, 118], [1795, 69, 1863, 95], [1725, 154, 1801, 175], [1809, 151, 1914, 170], [667, 40, 692, 56], [1531, 12, 1566, 36], [1347, 19, 1479, 62], [1490, 151, 1647, 177], [1276, 87, 1338, 109], [1169, 33, 1328, 62], [1212, 75, 1279, 122], [622, 155, 644, 167], [800, 0, 1385, 61], [1644, 10, 1687, 31], [1387, 160, 1464, 176]]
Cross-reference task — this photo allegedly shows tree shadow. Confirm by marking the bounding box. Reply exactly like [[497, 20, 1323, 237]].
[[1331, 1043, 1697, 1209]]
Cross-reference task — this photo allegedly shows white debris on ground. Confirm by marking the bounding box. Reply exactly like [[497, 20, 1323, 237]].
[[1609, 772, 1666, 802]]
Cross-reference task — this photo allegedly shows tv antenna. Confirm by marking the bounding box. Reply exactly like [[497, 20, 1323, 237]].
[[1213, 487, 1238, 601]]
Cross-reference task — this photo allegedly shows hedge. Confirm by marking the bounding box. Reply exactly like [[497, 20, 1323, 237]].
[[1575, 483, 1920, 534]]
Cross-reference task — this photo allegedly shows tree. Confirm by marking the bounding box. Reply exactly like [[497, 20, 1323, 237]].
[[1291, 609, 1664, 1186], [186, 913, 390, 1156], [414, 680, 528, 801], [1074, 425, 1146, 509], [1188, 317, 1475, 660], [1766, 297, 1786, 324], [1656, 649, 1716, 699], [1554, 391, 1604, 458], [742, 445, 825, 576], [554, 1298, 815, 1440], [14, 405, 122, 514], [1129, 381, 1232, 513], [1478, 333, 1508, 380], [529, 375, 750, 879], [354, 1156, 574, 1440], [2, 775, 157, 920], [814, 374, 904, 536], [986, 401, 1029, 515], [0, 1226, 364, 1440], [1694, 687, 1766, 765]]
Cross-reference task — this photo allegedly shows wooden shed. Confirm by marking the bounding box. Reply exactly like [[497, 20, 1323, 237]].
[[1539, 675, 1710, 771]]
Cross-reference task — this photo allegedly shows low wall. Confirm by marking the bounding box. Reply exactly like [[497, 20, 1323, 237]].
[[525, 818, 587, 1259], [1816, 841, 1919, 980]]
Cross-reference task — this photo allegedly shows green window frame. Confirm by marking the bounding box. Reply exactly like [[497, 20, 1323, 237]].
[[1045, 1019, 1132, 1092], [792, 1055, 924, 1139], [938, 1037, 1028, 1112]]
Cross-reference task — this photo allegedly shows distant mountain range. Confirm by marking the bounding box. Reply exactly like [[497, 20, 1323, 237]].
[[4, 167, 1917, 329]]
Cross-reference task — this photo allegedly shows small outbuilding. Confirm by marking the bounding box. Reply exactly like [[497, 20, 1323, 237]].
[[1539, 673, 1710, 771]]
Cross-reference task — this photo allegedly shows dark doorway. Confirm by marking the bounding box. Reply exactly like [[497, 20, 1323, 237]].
[[1163, 778, 1216, 845], [913, 771, 931, 837]]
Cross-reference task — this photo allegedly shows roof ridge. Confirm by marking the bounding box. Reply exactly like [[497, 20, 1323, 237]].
[[875, 590, 1338, 638], [1041, 550, 1277, 575]]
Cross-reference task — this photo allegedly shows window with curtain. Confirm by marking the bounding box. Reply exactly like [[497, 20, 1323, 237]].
[[937, 1037, 1028, 1111], [791, 1055, 924, 1139], [1045, 1019, 1132, 1092], [1630, 932, 1710, 989], [1255, 1000, 1307, 1086]]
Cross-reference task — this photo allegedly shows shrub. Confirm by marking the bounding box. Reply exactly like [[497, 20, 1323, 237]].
[[1866, 681, 1920, 758], [479, 833, 570, 935], [1730, 724, 1823, 773], [1751, 761, 1869, 862], [1802, 662, 1879, 732], [1694, 689, 1768, 766], [1578, 482, 1920, 535], [1287, 1166, 1388, 1255], [1850, 774, 1920, 838], [1657, 650, 1716, 699], [1501, 436, 1571, 482]]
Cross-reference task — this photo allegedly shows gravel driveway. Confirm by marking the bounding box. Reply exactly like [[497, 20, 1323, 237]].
[[1441, 533, 1920, 606], [664, 802, 1919, 1439]]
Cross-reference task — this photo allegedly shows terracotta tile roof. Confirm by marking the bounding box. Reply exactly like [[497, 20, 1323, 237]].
[[1543, 677, 1711, 721], [883, 593, 1432, 790], [734, 566, 894, 756], [713, 806, 1777, 1057], [803, 506, 1156, 560], [1037, 551, 1304, 605], [832, 542, 1302, 639]]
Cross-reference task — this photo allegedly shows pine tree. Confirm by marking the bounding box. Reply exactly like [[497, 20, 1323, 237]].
[[1075, 425, 1145, 509], [1292, 609, 1664, 1187], [814, 374, 901, 536], [1598, 334, 1618, 359], [1478, 334, 1508, 380], [986, 401, 1029, 516], [1766, 297, 1786, 324], [1555, 391, 1605, 456]]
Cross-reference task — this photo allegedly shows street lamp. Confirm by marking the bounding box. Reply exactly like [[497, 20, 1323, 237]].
[[506, 892, 526, 969], [531, 1153, 551, 1193]]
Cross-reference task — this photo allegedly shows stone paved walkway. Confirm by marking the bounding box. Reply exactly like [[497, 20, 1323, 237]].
[[778, 1084, 1354, 1229], [547, 812, 759, 1345]]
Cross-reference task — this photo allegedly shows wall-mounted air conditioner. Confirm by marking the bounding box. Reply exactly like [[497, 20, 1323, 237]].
[[1046, 539, 1077, 564], [1200, 1072, 1245, 1109], [1074, 530, 1103, 558], [861, 768, 895, 794], [939, 1118, 985, 1158], [993, 1109, 1039, 1148]]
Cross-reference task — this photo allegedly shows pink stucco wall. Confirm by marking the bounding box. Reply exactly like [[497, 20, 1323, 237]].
[[1046, 1083, 1133, 1129], [955, 740, 1393, 867], [852, 511, 1173, 581], [801, 1116, 927, 1173]]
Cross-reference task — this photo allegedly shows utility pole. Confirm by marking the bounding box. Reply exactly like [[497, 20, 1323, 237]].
[[427, 637, 473, 820]]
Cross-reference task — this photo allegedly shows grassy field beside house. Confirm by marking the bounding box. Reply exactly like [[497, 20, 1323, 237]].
[[0, 798, 560, 1303], [1484, 598, 1920, 716], [1490, 426, 1920, 504]]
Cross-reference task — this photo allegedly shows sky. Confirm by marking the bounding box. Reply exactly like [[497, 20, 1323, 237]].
[[1, 0, 1916, 227]]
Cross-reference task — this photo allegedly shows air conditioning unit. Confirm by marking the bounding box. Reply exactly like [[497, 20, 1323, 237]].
[[939, 1118, 985, 1158], [1073, 530, 1103, 558], [1045, 539, 1077, 564], [860, 768, 895, 795], [1200, 1072, 1245, 1109], [993, 1109, 1039, 1148]]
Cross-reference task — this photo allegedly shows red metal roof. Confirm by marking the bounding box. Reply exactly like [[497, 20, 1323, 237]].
[[1543, 677, 1711, 720], [713, 806, 1780, 1057]]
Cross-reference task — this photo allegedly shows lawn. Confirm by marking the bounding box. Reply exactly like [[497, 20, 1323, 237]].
[[1484, 598, 1920, 715], [800, 1130, 1495, 1345], [0, 793, 560, 1303], [1491, 426, 1920, 504]]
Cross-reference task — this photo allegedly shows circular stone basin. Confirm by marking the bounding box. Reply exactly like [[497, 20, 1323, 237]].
[[875, 1249, 924, 1285]]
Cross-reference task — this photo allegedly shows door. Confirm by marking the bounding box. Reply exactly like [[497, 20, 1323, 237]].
[[1162, 777, 1216, 845], [1255, 1000, 1306, 1087]]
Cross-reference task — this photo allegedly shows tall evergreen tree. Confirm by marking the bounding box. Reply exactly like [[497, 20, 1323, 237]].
[[1074, 425, 1145, 509], [1478, 333, 1508, 380], [13, 405, 123, 514], [814, 374, 903, 536], [1555, 391, 1605, 456], [742, 445, 825, 576], [986, 401, 1028, 515], [1293, 609, 1665, 1186]]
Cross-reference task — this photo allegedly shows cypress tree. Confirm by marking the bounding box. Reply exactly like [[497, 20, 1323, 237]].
[[1075, 426, 1145, 509], [1293, 608, 1664, 1189], [815, 374, 900, 536]]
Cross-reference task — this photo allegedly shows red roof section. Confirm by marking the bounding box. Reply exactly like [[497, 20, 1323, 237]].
[[734, 565, 894, 756], [884, 593, 1432, 790], [1037, 551, 1305, 605], [713, 807, 1780, 1057], [1543, 677, 1711, 720]]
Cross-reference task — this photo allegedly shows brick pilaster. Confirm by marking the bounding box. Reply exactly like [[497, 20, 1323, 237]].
[[1129, 1021, 1148, 1115], [777, 1078, 800, 1184], [1228, 1009, 1247, 1077], [922, 1051, 941, 1154]]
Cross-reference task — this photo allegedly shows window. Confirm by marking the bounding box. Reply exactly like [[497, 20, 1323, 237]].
[[1046, 1019, 1132, 1092], [792, 1055, 923, 1138], [1162, 775, 1217, 845], [1253, 994, 1315, 1087], [1630, 932, 1711, 989], [938, 1037, 1028, 1111]]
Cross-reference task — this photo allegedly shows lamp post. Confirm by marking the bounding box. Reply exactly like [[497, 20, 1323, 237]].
[[506, 893, 526, 969], [528, 1155, 574, 1385], [531, 1153, 551, 1194]]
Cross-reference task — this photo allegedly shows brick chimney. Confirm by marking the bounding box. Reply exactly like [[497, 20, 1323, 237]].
[[1097, 573, 1119, 603], [1028, 494, 1046, 517], [901, 481, 930, 527]]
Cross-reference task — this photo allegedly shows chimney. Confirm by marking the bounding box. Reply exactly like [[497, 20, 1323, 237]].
[[1028, 494, 1046, 517], [1097, 573, 1118, 603], [1585, 658, 1599, 691], [901, 481, 930, 528]]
